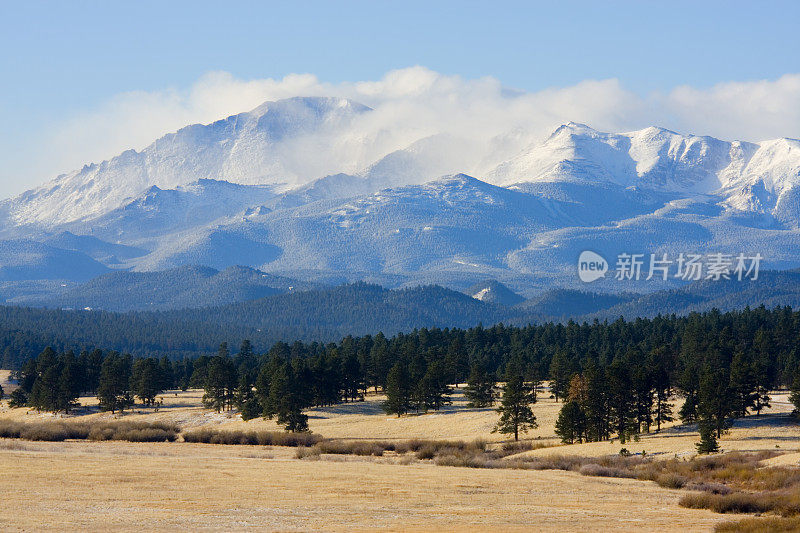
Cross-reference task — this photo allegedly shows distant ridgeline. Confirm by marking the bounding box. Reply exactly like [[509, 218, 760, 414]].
[[5, 273, 800, 367]]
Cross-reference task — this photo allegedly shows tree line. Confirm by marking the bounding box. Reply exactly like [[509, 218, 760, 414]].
[[6, 306, 800, 443]]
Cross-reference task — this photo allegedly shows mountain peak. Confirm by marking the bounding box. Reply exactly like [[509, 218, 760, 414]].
[[549, 121, 598, 139], [247, 96, 371, 118]]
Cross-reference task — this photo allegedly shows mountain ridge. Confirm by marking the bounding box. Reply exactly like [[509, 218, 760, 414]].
[[2, 96, 800, 294]]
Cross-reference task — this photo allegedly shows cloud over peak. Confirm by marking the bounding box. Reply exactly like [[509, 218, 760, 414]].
[[30, 67, 800, 197]]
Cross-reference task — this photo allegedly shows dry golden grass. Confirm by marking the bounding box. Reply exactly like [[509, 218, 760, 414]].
[[0, 439, 725, 532], [1, 376, 798, 531]]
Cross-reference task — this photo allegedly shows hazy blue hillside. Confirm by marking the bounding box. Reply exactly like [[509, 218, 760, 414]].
[[162, 282, 528, 336], [7, 265, 322, 311], [515, 288, 638, 318], [0, 239, 110, 282], [0, 283, 538, 367], [2, 269, 800, 368], [589, 269, 800, 319]]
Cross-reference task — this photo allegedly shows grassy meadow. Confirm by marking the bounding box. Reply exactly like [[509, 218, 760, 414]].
[[1, 369, 799, 531]]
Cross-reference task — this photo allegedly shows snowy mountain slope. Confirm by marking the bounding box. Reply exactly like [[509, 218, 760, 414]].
[[489, 122, 800, 222], [2, 93, 800, 296], [62, 178, 277, 242], [132, 174, 564, 272], [489, 122, 740, 191], [4, 97, 370, 226]]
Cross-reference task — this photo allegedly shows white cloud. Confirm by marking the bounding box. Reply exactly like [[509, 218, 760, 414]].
[[664, 74, 800, 141], [27, 67, 800, 194]]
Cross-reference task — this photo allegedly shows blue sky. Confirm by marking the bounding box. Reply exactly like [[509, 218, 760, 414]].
[[1, 0, 799, 197]]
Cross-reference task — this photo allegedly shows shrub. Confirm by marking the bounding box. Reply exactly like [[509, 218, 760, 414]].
[[434, 452, 491, 468], [87, 421, 179, 442], [295, 446, 321, 459], [0, 420, 178, 442], [715, 516, 800, 532], [181, 428, 321, 447], [0, 420, 90, 441], [684, 481, 732, 495], [680, 491, 785, 515], [655, 473, 688, 489], [579, 463, 636, 478], [315, 440, 387, 456]]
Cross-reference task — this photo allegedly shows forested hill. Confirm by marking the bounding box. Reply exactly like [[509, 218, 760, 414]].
[[3, 271, 800, 368], [0, 283, 539, 367], [160, 283, 527, 334]]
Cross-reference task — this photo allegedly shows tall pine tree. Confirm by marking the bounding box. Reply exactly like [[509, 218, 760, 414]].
[[493, 366, 537, 441], [383, 361, 412, 416]]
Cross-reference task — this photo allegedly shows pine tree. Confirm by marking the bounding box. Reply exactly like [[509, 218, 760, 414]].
[[29, 347, 58, 412], [549, 349, 572, 402], [493, 367, 537, 441], [408, 354, 428, 408], [97, 353, 133, 414], [341, 347, 363, 402], [202, 354, 236, 412], [56, 351, 83, 413], [235, 365, 260, 421], [368, 332, 391, 393], [678, 346, 701, 423], [729, 351, 757, 417], [631, 363, 654, 434], [8, 388, 27, 408], [268, 362, 309, 432], [607, 358, 635, 443], [698, 357, 733, 439], [383, 361, 412, 416], [464, 362, 496, 408], [582, 362, 609, 442], [696, 417, 720, 454], [555, 400, 586, 444], [416, 360, 451, 411], [158, 356, 175, 391], [239, 339, 253, 359], [255, 355, 283, 418], [131, 358, 162, 406], [649, 348, 674, 432], [751, 352, 772, 416], [81, 349, 104, 394]]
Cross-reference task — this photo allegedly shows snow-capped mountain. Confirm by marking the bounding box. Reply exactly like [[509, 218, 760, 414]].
[[3, 97, 370, 226], [489, 121, 800, 218], [2, 96, 800, 296]]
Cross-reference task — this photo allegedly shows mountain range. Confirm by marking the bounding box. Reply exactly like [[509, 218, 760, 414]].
[[2, 95, 800, 308]]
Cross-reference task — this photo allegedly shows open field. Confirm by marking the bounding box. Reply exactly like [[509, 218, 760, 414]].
[[0, 439, 725, 532], [3, 381, 797, 459], [1, 372, 798, 531]]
